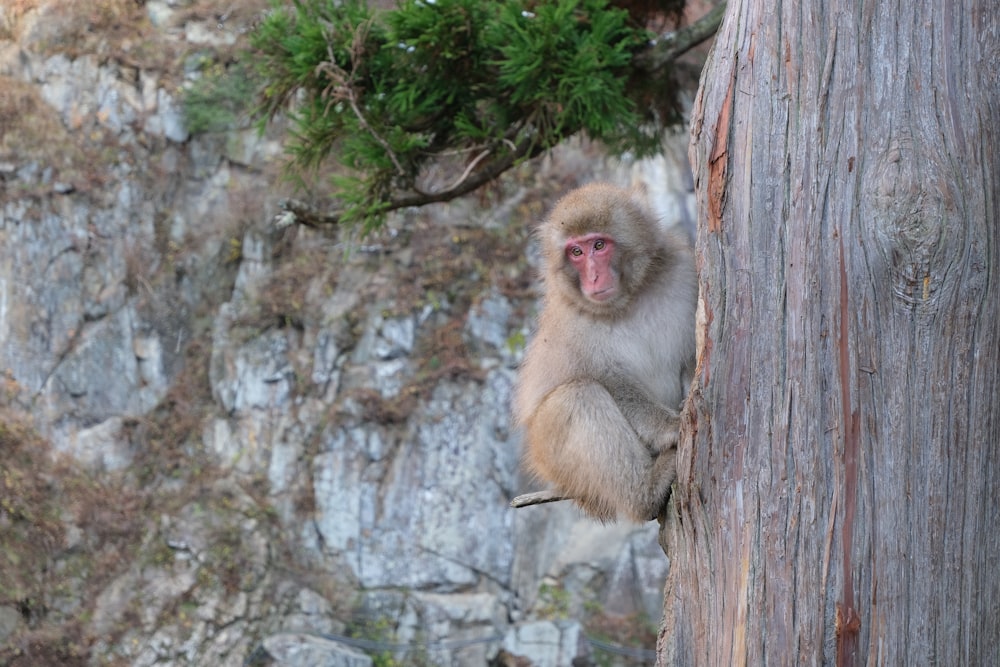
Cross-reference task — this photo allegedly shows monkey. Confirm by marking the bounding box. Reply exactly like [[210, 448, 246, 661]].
[[512, 183, 697, 522]]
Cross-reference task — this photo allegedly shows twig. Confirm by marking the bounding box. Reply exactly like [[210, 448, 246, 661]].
[[316, 21, 408, 179], [510, 490, 570, 508], [437, 148, 492, 193]]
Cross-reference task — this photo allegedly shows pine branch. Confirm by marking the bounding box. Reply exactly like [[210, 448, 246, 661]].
[[264, 2, 728, 231]]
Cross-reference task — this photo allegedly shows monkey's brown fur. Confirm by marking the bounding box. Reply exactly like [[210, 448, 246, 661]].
[[513, 183, 696, 522]]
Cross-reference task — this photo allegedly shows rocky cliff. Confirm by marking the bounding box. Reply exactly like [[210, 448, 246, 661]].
[[0, 2, 695, 665]]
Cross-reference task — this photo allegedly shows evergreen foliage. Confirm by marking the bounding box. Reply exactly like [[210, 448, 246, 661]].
[[248, 0, 684, 230]]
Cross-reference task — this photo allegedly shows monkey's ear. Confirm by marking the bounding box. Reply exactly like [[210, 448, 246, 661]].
[[625, 182, 659, 220], [628, 181, 650, 202], [628, 181, 649, 201]]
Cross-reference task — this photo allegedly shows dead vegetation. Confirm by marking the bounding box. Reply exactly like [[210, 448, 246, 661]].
[[0, 78, 93, 193], [584, 611, 659, 666], [2, 0, 268, 65], [0, 406, 142, 666], [0, 333, 284, 664]]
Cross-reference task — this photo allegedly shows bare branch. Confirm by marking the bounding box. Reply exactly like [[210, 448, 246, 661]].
[[510, 490, 570, 508], [434, 148, 492, 194], [635, 2, 726, 72], [276, 198, 343, 227]]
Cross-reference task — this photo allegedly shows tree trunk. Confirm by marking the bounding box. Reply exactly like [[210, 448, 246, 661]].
[[660, 0, 1000, 664]]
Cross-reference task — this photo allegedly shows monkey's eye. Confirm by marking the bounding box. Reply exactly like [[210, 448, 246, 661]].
[[593, 239, 606, 251], [569, 246, 583, 257]]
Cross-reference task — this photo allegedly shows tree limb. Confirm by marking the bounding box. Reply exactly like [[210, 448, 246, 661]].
[[510, 490, 570, 508], [275, 137, 548, 228], [634, 2, 727, 72]]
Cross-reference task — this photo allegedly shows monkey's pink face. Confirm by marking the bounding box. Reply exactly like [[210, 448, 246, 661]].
[[565, 233, 618, 302]]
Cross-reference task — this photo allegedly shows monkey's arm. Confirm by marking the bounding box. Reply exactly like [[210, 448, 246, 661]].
[[604, 376, 680, 455]]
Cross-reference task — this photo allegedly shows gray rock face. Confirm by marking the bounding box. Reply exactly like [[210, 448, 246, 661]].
[[0, 3, 697, 665], [310, 372, 519, 590], [211, 321, 296, 414], [502, 621, 591, 667], [260, 634, 373, 667]]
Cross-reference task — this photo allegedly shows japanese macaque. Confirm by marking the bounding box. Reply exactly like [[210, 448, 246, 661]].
[[512, 183, 697, 522]]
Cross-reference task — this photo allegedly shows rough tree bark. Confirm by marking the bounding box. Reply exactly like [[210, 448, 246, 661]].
[[659, 0, 999, 664]]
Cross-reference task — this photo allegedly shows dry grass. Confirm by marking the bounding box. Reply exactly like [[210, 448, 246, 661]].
[[4, 0, 270, 74], [9, 0, 149, 57], [0, 78, 85, 164], [0, 0, 38, 40], [125, 337, 215, 486], [0, 76, 123, 201]]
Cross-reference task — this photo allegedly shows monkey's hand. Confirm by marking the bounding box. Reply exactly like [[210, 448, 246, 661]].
[[648, 447, 677, 520], [629, 410, 679, 455], [648, 417, 680, 455], [614, 394, 680, 455]]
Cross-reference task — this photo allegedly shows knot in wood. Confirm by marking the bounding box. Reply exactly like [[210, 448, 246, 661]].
[[867, 141, 958, 312]]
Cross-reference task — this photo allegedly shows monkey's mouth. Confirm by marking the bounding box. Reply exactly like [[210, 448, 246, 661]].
[[587, 287, 618, 302]]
